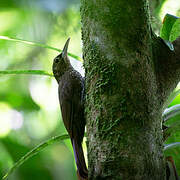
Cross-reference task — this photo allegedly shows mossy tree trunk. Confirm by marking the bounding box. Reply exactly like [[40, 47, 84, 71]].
[[80, 0, 180, 179]]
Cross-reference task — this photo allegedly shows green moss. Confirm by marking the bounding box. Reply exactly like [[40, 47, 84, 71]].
[[80, 0, 165, 178]]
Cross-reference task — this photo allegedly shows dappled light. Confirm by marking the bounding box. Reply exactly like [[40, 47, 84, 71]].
[[0, 0, 81, 179], [0, 103, 12, 137], [0, 103, 24, 137], [0, 0, 180, 179], [160, 0, 180, 21]]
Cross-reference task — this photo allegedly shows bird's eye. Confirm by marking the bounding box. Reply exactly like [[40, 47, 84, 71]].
[[54, 57, 59, 63]]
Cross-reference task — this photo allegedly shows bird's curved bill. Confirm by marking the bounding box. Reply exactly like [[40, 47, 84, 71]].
[[62, 38, 70, 58]]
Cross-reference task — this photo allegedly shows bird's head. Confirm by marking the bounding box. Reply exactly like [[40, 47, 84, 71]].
[[52, 38, 71, 82]]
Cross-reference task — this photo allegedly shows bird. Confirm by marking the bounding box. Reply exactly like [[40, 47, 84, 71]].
[[52, 38, 88, 179]]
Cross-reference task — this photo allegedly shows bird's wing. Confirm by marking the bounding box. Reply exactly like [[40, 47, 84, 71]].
[[58, 79, 74, 137], [58, 76, 85, 140]]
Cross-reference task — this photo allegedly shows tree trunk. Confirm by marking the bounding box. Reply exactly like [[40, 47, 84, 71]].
[[80, 0, 180, 179]]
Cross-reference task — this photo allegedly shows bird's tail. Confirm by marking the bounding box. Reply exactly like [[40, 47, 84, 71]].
[[71, 139, 88, 179]]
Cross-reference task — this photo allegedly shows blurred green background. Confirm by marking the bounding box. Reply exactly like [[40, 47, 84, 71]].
[[0, 0, 180, 179]]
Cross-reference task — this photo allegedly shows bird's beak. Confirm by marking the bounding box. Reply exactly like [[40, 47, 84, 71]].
[[62, 38, 70, 58]]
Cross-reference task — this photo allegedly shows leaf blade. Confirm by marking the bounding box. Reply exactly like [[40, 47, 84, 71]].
[[0, 35, 82, 61], [160, 13, 179, 41], [0, 70, 54, 77], [163, 89, 180, 109], [163, 120, 180, 141], [164, 142, 180, 151], [170, 18, 180, 42], [2, 134, 69, 180], [163, 104, 180, 121]]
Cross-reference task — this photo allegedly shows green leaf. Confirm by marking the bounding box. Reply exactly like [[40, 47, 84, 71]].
[[163, 89, 180, 109], [164, 142, 180, 151], [2, 134, 69, 180], [0, 70, 54, 77], [163, 104, 180, 122], [0, 35, 82, 61], [163, 120, 180, 141], [170, 18, 180, 42], [160, 13, 180, 42]]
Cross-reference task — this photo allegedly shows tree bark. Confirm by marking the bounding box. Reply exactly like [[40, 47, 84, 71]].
[[80, 0, 180, 179]]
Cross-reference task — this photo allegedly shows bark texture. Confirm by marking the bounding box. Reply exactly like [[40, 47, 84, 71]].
[[80, 0, 180, 179]]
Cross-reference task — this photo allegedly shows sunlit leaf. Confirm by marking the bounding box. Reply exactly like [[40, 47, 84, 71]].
[[0, 35, 82, 61], [163, 89, 180, 109], [160, 13, 180, 42], [164, 142, 180, 151], [2, 134, 69, 180], [163, 104, 180, 121], [0, 70, 54, 77], [170, 18, 180, 42]]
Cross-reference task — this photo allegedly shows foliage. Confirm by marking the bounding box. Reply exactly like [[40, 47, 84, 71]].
[[2, 134, 69, 180], [163, 87, 180, 172], [159, 12, 180, 173], [0, 0, 82, 179], [0, 0, 180, 179], [160, 13, 180, 42], [0, 70, 53, 77]]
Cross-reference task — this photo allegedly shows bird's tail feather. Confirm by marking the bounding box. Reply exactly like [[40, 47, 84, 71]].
[[72, 139, 88, 179]]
